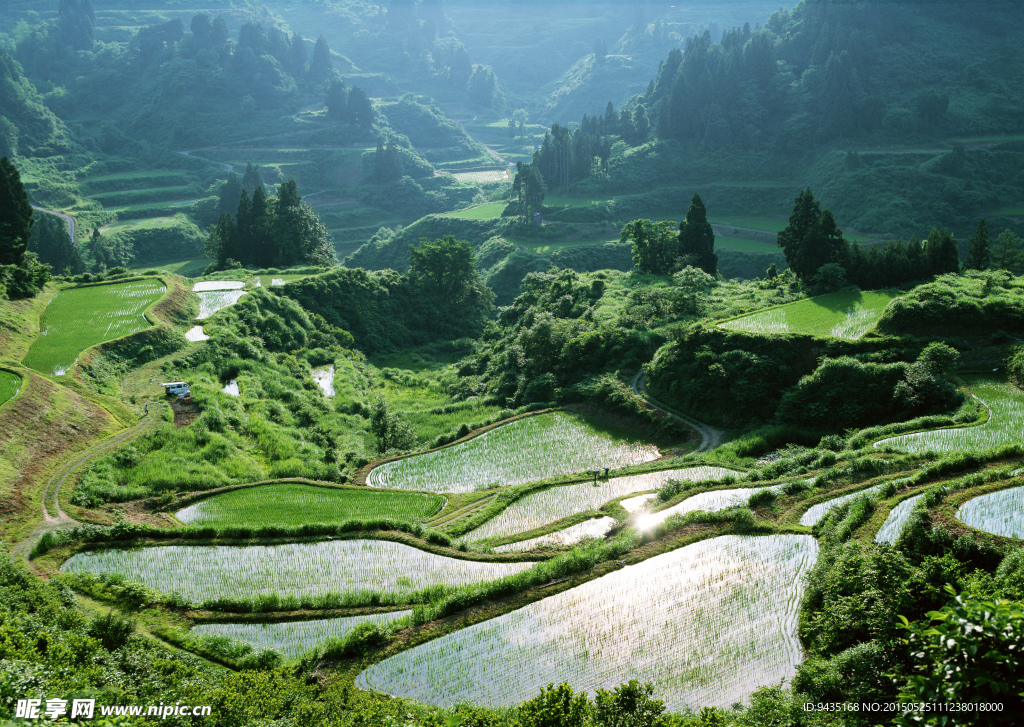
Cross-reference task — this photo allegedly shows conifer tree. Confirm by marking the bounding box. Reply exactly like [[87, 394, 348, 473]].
[[325, 80, 348, 121], [992, 229, 1024, 274], [249, 186, 273, 268], [241, 164, 264, 196], [777, 188, 821, 276], [288, 32, 308, 75], [963, 219, 991, 271], [0, 156, 33, 266], [309, 35, 333, 81], [677, 193, 717, 275], [218, 172, 242, 218]]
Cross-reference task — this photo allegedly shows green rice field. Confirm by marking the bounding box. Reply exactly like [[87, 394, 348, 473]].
[[634, 484, 784, 531], [876, 379, 1024, 453], [719, 290, 898, 340], [799, 484, 883, 527], [0, 371, 21, 407], [61, 540, 532, 605], [192, 610, 412, 659], [23, 280, 167, 375], [254, 275, 306, 287], [357, 535, 818, 709], [875, 492, 928, 544], [493, 517, 617, 552], [444, 203, 506, 219], [367, 412, 660, 493], [468, 468, 739, 542], [957, 486, 1024, 538], [175, 484, 445, 528]]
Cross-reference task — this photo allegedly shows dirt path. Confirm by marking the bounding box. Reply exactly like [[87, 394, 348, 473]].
[[9, 416, 161, 562], [31, 205, 76, 246], [630, 372, 723, 452]]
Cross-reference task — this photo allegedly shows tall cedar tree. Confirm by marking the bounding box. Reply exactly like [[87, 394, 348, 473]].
[[513, 162, 546, 222], [677, 193, 717, 276], [29, 213, 84, 275], [0, 156, 33, 266], [796, 209, 845, 279], [218, 172, 242, 218], [310, 35, 333, 81], [240, 164, 264, 196], [963, 219, 991, 270], [922, 228, 960, 276], [777, 187, 821, 277]]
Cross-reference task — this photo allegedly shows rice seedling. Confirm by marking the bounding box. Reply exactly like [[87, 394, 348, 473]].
[[719, 291, 897, 340], [192, 611, 411, 659], [634, 484, 784, 531], [367, 412, 660, 493], [312, 365, 334, 397], [876, 378, 1024, 453], [619, 493, 659, 513], [192, 281, 244, 292], [875, 493, 928, 544], [0, 371, 20, 407], [799, 484, 884, 527], [196, 291, 247, 319], [494, 518, 617, 552], [957, 486, 1024, 538], [357, 534, 818, 709], [185, 326, 209, 342], [61, 540, 531, 605], [23, 280, 167, 375], [175, 484, 445, 528], [468, 468, 739, 542]]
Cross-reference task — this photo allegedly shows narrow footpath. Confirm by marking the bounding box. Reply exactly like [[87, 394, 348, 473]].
[[630, 371, 724, 452]]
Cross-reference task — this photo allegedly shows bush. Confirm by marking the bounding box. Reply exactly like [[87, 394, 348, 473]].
[[86, 611, 135, 651]]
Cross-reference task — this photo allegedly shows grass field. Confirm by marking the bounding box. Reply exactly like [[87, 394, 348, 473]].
[[714, 236, 781, 252], [444, 203, 506, 219], [61, 540, 533, 605], [876, 378, 1024, 453], [634, 485, 782, 531], [875, 492, 927, 544], [175, 484, 445, 528], [719, 290, 898, 340], [192, 611, 412, 660], [132, 259, 211, 277], [22, 280, 167, 375], [493, 517, 617, 552], [0, 371, 20, 407], [367, 412, 660, 493], [357, 535, 818, 709], [468, 468, 739, 542], [957, 486, 1024, 538], [799, 485, 884, 527]]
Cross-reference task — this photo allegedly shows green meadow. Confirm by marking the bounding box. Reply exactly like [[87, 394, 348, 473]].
[[719, 290, 898, 340]]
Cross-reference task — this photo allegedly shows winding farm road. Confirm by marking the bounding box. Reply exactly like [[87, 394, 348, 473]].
[[9, 417, 160, 562], [31, 205, 76, 246], [630, 371, 723, 453]]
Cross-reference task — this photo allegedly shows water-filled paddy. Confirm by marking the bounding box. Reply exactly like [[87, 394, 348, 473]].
[[957, 486, 1024, 538], [62, 540, 532, 605], [367, 412, 660, 493], [357, 535, 818, 709], [493, 517, 617, 552]]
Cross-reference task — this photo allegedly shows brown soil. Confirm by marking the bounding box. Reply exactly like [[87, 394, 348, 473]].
[[171, 398, 200, 427]]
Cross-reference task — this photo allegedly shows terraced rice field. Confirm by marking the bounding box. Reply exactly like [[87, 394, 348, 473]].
[[185, 326, 209, 342], [0, 371, 20, 407], [357, 535, 818, 709], [876, 379, 1024, 453], [193, 281, 245, 292], [197, 291, 246, 319], [875, 492, 928, 544], [175, 484, 444, 528], [619, 493, 658, 513], [23, 280, 167, 375], [719, 291, 898, 340], [799, 484, 884, 527], [312, 365, 335, 397], [452, 170, 507, 184], [957, 486, 1024, 538], [468, 468, 739, 542], [61, 540, 531, 605], [193, 610, 412, 659], [494, 518, 617, 552], [444, 202, 506, 219], [367, 412, 660, 493], [634, 485, 783, 531]]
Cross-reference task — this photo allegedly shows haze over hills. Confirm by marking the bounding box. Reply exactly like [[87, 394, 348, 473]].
[[1, 1, 1024, 726]]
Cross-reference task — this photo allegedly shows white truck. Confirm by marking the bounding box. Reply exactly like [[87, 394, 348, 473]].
[[161, 381, 191, 398]]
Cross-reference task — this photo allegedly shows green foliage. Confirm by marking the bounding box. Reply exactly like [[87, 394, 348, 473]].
[[621, 219, 678, 275], [86, 611, 134, 651], [513, 162, 546, 222], [963, 219, 991, 271], [514, 683, 589, 727], [895, 588, 1024, 724], [677, 194, 716, 276], [878, 271, 1024, 335]]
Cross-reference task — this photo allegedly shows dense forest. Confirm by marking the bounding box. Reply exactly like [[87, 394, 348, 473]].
[[1, 1, 1024, 726]]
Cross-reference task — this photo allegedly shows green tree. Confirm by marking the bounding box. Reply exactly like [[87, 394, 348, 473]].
[[514, 683, 589, 727], [513, 162, 546, 223], [218, 172, 242, 218], [347, 86, 374, 127], [677, 193, 717, 276], [59, 0, 95, 52], [991, 228, 1024, 274], [241, 163, 264, 197], [206, 213, 237, 269], [592, 680, 670, 727], [408, 236, 477, 304], [621, 219, 678, 274], [0, 156, 33, 266], [28, 212, 84, 275], [777, 187, 821, 275], [922, 227, 960, 276], [270, 180, 334, 267], [368, 395, 416, 454], [895, 587, 1024, 725], [795, 209, 845, 279], [325, 80, 348, 122], [963, 218, 991, 271], [309, 34, 333, 81]]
